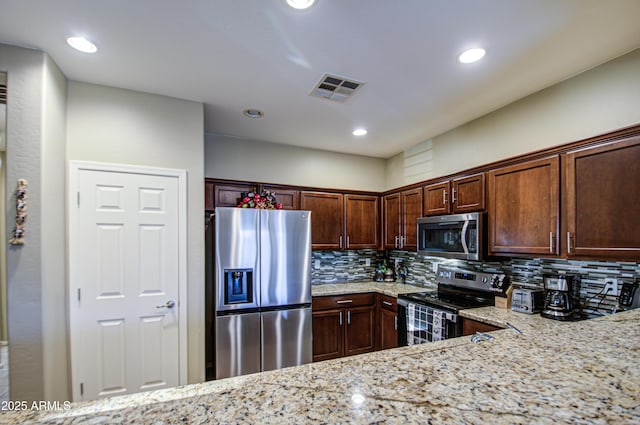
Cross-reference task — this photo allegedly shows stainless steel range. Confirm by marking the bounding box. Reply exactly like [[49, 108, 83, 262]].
[[398, 265, 507, 346]]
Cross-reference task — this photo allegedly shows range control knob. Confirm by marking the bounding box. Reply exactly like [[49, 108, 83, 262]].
[[490, 275, 505, 288]]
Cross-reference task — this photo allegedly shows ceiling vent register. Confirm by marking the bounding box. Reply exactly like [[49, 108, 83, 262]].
[[310, 74, 364, 102]]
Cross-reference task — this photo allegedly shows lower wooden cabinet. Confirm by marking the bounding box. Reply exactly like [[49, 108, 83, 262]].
[[312, 293, 375, 362], [461, 318, 501, 336], [377, 294, 398, 350]]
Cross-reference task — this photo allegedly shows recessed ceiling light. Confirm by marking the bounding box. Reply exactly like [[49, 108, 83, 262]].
[[66, 36, 97, 53], [458, 48, 485, 64], [286, 0, 316, 10], [352, 128, 367, 136], [243, 108, 264, 118]]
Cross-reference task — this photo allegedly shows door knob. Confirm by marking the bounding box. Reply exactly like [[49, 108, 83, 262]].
[[156, 300, 176, 309]]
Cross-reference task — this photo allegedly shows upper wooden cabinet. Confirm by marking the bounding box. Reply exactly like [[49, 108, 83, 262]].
[[301, 192, 344, 250], [423, 173, 485, 216], [487, 156, 560, 256], [383, 188, 422, 250], [565, 136, 640, 260], [205, 181, 215, 211], [344, 194, 380, 249], [214, 183, 257, 207], [262, 185, 300, 210], [300, 191, 379, 250]]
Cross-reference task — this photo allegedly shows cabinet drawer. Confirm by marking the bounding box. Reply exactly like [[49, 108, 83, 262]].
[[377, 294, 397, 313], [312, 293, 375, 310]]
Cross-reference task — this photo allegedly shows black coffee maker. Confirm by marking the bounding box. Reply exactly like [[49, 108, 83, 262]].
[[541, 274, 580, 321]]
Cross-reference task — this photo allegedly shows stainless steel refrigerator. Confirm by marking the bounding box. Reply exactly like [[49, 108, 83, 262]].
[[214, 207, 312, 379]]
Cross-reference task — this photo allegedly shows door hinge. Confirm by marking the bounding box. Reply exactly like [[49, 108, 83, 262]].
[[77, 288, 81, 302], [80, 382, 84, 396], [77, 192, 80, 207]]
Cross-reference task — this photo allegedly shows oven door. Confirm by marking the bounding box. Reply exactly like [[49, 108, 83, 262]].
[[417, 212, 482, 260], [397, 299, 460, 346]]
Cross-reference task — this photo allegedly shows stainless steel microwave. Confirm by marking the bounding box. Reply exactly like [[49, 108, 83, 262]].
[[417, 212, 483, 260]]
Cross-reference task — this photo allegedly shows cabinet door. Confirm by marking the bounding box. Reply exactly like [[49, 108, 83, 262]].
[[401, 188, 423, 250], [311, 309, 344, 362], [566, 137, 640, 259], [487, 156, 560, 256], [461, 318, 501, 336], [377, 295, 398, 350], [383, 193, 402, 250], [423, 181, 451, 216], [301, 192, 344, 250], [345, 194, 379, 249], [263, 186, 299, 210], [215, 184, 257, 207], [345, 306, 375, 356], [452, 173, 485, 213]]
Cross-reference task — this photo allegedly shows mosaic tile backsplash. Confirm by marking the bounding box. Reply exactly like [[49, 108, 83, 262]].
[[311, 250, 640, 314]]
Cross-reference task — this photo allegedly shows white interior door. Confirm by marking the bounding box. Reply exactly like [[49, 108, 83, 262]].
[[69, 162, 187, 401]]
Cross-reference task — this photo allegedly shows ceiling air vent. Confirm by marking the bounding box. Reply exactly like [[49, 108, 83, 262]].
[[0, 85, 6, 104], [310, 74, 364, 102]]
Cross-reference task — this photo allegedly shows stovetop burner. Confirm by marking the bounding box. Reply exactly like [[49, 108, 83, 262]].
[[398, 290, 495, 313]]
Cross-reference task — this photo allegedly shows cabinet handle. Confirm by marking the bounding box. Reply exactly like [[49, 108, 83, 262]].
[[443, 190, 448, 205], [567, 232, 572, 254], [382, 301, 393, 307], [549, 232, 554, 253], [339, 311, 343, 326], [395, 235, 399, 249], [394, 316, 398, 330], [336, 299, 353, 304], [339, 235, 343, 249], [346, 235, 350, 248], [347, 310, 351, 325], [452, 188, 457, 204], [399, 235, 404, 249]]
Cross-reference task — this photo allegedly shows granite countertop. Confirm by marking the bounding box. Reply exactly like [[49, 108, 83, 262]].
[[6, 306, 640, 424], [311, 280, 430, 297]]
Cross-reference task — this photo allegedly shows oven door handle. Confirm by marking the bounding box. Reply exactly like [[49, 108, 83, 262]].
[[461, 219, 470, 255]]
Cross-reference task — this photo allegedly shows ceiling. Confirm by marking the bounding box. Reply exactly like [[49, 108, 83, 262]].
[[1, 1, 640, 159]]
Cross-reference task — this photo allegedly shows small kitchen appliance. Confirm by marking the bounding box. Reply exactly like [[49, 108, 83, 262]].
[[417, 212, 484, 261], [541, 274, 581, 321], [397, 265, 507, 346], [511, 287, 545, 314]]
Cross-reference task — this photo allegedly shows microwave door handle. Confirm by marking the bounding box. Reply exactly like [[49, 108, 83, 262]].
[[461, 220, 470, 255]]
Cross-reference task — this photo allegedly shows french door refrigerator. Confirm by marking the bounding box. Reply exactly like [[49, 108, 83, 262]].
[[214, 207, 312, 379]]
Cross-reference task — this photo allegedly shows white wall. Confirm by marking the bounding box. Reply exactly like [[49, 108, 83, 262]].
[[386, 48, 640, 189], [205, 134, 385, 192], [66, 81, 205, 385], [0, 44, 67, 402]]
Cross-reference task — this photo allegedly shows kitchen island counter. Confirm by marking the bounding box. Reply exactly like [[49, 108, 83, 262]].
[[5, 309, 639, 424]]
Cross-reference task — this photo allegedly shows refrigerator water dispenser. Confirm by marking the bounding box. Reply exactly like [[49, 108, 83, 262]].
[[224, 269, 253, 304]]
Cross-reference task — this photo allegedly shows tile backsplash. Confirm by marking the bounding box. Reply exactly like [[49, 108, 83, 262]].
[[311, 250, 640, 313]]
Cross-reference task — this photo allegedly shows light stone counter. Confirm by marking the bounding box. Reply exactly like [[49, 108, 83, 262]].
[[4, 307, 640, 424], [311, 281, 431, 298]]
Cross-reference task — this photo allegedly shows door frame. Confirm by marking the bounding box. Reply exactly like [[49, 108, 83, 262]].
[[68, 160, 188, 400]]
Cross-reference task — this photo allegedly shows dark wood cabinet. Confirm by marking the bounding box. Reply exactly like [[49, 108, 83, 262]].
[[452, 173, 485, 213], [345, 194, 380, 249], [214, 183, 257, 207], [383, 188, 422, 250], [487, 156, 560, 256], [301, 191, 378, 250], [423, 173, 485, 216], [462, 318, 501, 336], [423, 181, 450, 216], [262, 186, 300, 210], [565, 136, 640, 260], [301, 192, 344, 250], [205, 181, 214, 211], [312, 293, 375, 362], [376, 294, 398, 351]]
